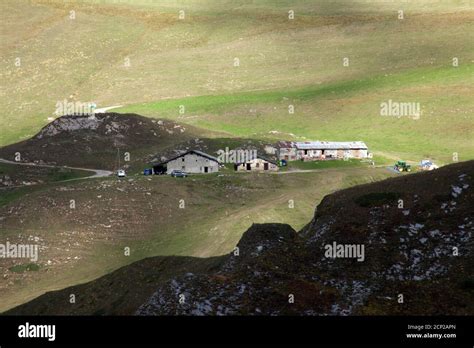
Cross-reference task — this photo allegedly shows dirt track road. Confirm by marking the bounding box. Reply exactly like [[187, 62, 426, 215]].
[[0, 158, 112, 180]]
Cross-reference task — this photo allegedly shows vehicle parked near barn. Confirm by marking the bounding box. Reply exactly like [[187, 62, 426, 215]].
[[170, 170, 188, 178]]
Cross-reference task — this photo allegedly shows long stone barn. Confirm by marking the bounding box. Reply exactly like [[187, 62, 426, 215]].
[[277, 141, 370, 161], [153, 150, 220, 174]]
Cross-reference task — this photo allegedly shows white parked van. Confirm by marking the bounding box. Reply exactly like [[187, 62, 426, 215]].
[[420, 160, 438, 171]]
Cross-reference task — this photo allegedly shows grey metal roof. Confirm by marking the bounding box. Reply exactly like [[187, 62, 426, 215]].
[[190, 150, 220, 162], [294, 141, 368, 150], [154, 150, 220, 165]]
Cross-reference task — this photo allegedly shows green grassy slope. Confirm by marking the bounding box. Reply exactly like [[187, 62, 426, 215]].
[[117, 64, 474, 163], [0, 167, 393, 311], [1, 0, 473, 160]]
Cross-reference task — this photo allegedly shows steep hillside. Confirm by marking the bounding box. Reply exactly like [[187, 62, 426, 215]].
[[0, 113, 209, 170], [6, 160, 473, 315]]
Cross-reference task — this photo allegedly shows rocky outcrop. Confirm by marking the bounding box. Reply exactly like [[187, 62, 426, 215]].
[[0, 113, 195, 170], [136, 160, 474, 316]]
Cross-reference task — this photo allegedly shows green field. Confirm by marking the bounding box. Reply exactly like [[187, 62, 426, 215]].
[[1, 0, 473, 163], [117, 64, 474, 164], [284, 158, 366, 170]]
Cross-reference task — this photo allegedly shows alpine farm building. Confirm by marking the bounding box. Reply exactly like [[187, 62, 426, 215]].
[[234, 156, 279, 172], [277, 141, 369, 161], [153, 150, 220, 174]]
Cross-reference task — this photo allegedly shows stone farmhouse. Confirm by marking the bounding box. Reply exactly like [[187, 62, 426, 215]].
[[153, 150, 220, 174], [234, 156, 279, 172]]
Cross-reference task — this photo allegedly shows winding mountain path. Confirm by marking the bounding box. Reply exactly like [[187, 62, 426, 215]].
[[0, 158, 112, 181]]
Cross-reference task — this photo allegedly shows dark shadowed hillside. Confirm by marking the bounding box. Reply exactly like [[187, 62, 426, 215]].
[[0, 113, 205, 171], [5, 161, 473, 316]]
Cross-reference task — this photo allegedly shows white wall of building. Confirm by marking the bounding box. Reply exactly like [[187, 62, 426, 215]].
[[236, 158, 279, 172], [167, 153, 219, 174]]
